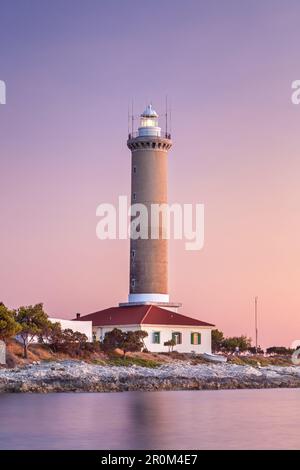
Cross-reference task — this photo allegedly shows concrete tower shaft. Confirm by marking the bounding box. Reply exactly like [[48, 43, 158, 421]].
[[127, 105, 172, 304]]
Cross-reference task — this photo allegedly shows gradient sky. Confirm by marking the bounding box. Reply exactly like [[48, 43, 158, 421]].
[[1, 0, 300, 347]]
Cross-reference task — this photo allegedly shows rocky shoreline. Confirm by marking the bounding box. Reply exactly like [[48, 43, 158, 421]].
[[1, 360, 300, 393]]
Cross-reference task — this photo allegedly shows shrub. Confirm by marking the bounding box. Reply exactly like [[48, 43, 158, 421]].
[[164, 339, 176, 352], [248, 346, 264, 354], [101, 328, 148, 356], [211, 329, 225, 352], [222, 335, 252, 353], [47, 325, 96, 356], [266, 346, 294, 356]]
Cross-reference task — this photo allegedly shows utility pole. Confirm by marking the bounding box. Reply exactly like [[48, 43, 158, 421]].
[[255, 296, 258, 353]]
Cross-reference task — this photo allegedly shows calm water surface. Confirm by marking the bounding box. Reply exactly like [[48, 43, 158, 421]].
[[0, 389, 299, 450]]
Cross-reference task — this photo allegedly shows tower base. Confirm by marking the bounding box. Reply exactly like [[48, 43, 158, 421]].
[[128, 293, 169, 304], [119, 299, 182, 313]]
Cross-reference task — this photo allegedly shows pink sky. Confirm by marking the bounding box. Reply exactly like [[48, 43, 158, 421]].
[[1, 1, 300, 347]]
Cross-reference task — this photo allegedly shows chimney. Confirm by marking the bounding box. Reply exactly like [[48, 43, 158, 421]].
[[76, 313, 81, 319]]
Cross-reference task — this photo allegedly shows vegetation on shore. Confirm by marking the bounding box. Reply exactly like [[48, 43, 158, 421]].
[[211, 328, 295, 356], [3, 337, 294, 370], [4, 339, 167, 369], [0, 302, 297, 369]]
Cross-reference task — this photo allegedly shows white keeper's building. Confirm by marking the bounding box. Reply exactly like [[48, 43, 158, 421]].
[[75, 305, 213, 354]]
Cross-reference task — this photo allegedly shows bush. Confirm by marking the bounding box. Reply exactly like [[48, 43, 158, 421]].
[[211, 330, 252, 353], [222, 335, 252, 353], [248, 346, 264, 354], [266, 346, 294, 356], [47, 325, 99, 357], [211, 329, 224, 352], [101, 328, 125, 352], [164, 339, 176, 352], [101, 328, 148, 357]]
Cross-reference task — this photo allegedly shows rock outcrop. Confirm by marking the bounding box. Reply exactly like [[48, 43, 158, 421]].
[[1, 361, 300, 393]]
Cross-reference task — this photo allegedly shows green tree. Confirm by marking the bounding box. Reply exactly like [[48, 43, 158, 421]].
[[42, 322, 64, 352], [164, 338, 176, 353], [38, 320, 59, 344], [102, 328, 125, 352], [122, 330, 148, 357], [61, 329, 88, 355], [47, 325, 92, 356], [211, 329, 225, 352], [15, 303, 51, 358], [222, 335, 252, 353], [0, 303, 21, 343], [101, 328, 148, 356]]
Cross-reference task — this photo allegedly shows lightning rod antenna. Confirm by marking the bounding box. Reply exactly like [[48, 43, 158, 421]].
[[131, 99, 134, 136], [169, 98, 172, 137], [128, 102, 130, 137], [165, 95, 168, 138]]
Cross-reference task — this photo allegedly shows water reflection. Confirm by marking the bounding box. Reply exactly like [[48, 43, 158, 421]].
[[0, 389, 299, 450]]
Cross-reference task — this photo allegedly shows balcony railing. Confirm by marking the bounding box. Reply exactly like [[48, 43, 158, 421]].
[[128, 130, 171, 140]]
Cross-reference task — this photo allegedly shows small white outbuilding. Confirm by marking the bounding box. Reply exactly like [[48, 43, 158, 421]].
[[49, 317, 93, 342]]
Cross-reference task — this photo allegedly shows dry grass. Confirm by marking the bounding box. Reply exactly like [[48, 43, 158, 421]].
[[2, 341, 295, 369], [4, 340, 71, 368], [227, 355, 293, 367], [4, 340, 115, 368], [6, 340, 54, 368], [126, 351, 170, 363]]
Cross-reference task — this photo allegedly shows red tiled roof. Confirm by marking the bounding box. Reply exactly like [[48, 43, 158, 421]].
[[76, 305, 214, 328]]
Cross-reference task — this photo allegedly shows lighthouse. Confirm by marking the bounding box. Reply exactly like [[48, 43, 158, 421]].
[[74, 103, 214, 353], [125, 104, 179, 310]]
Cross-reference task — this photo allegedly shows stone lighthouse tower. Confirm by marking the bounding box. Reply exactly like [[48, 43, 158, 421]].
[[79, 103, 214, 352], [124, 104, 179, 310]]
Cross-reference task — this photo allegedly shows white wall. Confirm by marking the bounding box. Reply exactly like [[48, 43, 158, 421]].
[[49, 318, 93, 342], [94, 324, 212, 354], [94, 325, 140, 342], [142, 325, 212, 354]]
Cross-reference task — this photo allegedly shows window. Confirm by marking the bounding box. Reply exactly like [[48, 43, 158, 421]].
[[140, 117, 158, 128], [172, 332, 182, 345], [131, 278, 135, 288], [133, 192, 137, 201], [133, 166, 137, 174], [153, 332, 160, 344], [131, 250, 136, 260], [191, 332, 201, 345]]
